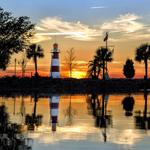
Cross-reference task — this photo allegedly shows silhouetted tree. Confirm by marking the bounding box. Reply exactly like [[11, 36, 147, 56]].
[[18, 52, 27, 77], [123, 59, 135, 79], [135, 43, 150, 80], [25, 93, 43, 130], [95, 47, 113, 80], [64, 95, 76, 125], [0, 105, 32, 149], [135, 89, 150, 129], [65, 48, 76, 78], [26, 44, 44, 76], [86, 93, 112, 143], [0, 105, 9, 132], [122, 96, 135, 116], [0, 7, 34, 70], [14, 58, 17, 76], [87, 58, 101, 79]]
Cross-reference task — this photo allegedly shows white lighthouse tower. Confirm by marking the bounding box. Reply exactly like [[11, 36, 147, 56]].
[[50, 43, 60, 78], [49, 96, 60, 132]]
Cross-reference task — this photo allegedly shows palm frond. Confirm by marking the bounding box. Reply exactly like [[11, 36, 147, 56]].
[[26, 44, 44, 59], [135, 43, 149, 62]]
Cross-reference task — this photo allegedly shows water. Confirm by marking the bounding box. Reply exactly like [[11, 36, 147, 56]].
[[0, 93, 150, 150]]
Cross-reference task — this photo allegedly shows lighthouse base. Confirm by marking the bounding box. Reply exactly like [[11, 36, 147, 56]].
[[51, 72, 60, 78]]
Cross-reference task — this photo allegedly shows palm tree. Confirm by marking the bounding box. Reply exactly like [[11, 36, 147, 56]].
[[25, 93, 43, 130], [134, 89, 150, 129], [88, 59, 98, 79], [135, 43, 150, 80], [95, 47, 113, 80], [26, 44, 44, 76]]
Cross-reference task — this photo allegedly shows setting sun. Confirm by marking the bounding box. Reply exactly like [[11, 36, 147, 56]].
[[72, 71, 86, 79]]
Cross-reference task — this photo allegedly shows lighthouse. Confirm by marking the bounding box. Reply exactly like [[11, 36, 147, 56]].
[[50, 43, 60, 78], [49, 96, 60, 132]]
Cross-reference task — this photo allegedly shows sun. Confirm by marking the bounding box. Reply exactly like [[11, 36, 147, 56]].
[[72, 71, 86, 79]]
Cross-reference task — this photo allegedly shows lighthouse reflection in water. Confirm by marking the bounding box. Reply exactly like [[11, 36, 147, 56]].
[[49, 96, 60, 132]]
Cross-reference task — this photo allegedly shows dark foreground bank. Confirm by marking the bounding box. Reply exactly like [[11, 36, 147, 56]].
[[0, 76, 149, 96]]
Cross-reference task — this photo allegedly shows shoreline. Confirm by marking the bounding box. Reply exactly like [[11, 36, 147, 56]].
[[0, 77, 149, 96]]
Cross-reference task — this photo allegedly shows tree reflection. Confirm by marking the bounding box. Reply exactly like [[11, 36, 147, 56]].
[[134, 89, 150, 129], [0, 104, 32, 150], [87, 93, 112, 142], [122, 95, 135, 116], [25, 93, 43, 130], [19, 96, 26, 123], [13, 97, 16, 115], [64, 95, 76, 126]]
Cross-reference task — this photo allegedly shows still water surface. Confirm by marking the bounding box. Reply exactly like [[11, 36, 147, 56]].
[[0, 93, 150, 150]]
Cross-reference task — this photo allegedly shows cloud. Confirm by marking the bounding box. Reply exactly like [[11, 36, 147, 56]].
[[112, 61, 123, 64], [90, 6, 108, 9], [34, 13, 150, 42], [36, 32, 83, 36], [101, 13, 145, 33], [100, 13, 150, 41], [30, 34, 52, 43], [36, 17, 101, 41]]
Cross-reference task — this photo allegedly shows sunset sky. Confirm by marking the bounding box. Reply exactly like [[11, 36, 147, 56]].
[[0, 0, 150, 78]]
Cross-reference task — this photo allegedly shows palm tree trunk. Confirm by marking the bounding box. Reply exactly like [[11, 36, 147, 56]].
[[106, 61, 107, 72], [103, 60, 105, 80], [102, 93, 105, 118], [33, 94, 38, 122], [144, 90, 147, 120], [144, 58, 148, 80], [34, 55, 38, 76], [33, 100, 37, 119], [100, 93, 106, 127], [97, 67, 100, 79], [93, 60, 97, 79]]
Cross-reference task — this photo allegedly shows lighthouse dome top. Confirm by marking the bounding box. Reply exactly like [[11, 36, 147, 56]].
[[51, 43, 60, 52], [53, 43, 58, 49]]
